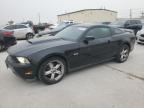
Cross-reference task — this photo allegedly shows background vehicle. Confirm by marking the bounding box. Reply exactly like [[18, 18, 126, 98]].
[[35, 22, 75, 38], [137, 23, 144, 44], [33, 23, 54, 34], [110, 19, 142, 35], [6, 24, 136, 84], [20, 21, 48, 34], [49, 24, 58, 29], [0, 30, 16, 51], [20, 21, 34, 28], [3, 24, 34, 39]]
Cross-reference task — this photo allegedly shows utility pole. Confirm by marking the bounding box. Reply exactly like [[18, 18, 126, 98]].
[[141, 11, 144, 18], [130, 9, 132, 19], [38, 13, 41, 24]]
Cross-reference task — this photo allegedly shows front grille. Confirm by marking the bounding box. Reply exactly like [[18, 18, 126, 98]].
[[140, 34, 144, 38], [139, 39, 144, 42]]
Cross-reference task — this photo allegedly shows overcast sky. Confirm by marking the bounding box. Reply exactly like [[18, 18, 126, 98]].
[[0, 0, 144, 25]]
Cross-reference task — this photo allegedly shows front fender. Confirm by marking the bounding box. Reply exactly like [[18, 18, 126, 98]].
[[29, 49, 68, 73]]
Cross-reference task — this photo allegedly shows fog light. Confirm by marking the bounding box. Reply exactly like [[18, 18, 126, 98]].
[[25, 71, 32, 75]]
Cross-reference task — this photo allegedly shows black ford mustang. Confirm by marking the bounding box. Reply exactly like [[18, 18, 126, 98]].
[[6, 24, 136, 84]]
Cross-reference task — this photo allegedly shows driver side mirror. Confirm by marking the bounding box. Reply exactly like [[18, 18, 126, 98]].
[[125, 23, 130, 28], [84, 36, 95, 44]]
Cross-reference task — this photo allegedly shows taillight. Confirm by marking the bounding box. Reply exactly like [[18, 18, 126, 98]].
[[3, 32, 13, 37]]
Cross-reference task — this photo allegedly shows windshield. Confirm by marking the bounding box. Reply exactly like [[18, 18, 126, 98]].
[[56, 26, 87, 41], [111, 20, 126, 26], [53, 23, 68, 31]]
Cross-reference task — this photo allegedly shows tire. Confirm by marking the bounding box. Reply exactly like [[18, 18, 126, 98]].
[[116, 44, 130, 63], [38, 57, 66, 85], [0, 43, 5, 52], [26, 33, 34, 40]]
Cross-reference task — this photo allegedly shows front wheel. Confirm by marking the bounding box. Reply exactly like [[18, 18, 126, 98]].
[[38, 57, 66, 85], [116, 44, 130, 63]]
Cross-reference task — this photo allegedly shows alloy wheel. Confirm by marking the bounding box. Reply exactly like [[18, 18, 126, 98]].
[[120, 47, 129, 62], [26, 34, 33, 40], [43, 60, 65, 81]]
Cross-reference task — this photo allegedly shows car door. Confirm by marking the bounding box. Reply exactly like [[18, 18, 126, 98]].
[[14, 25, 28, 39], [81, 26, 114, 63], [64, 27, 92, 69], [110, 28, 125, 55]]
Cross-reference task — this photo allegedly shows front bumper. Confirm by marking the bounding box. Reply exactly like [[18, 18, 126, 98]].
[[5, 56, 36, 79], [137, 35, 144, 44]]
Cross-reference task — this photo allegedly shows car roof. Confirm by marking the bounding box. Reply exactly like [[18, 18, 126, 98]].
[[5, 24, 28, 27], [15, 23, 28, 26]]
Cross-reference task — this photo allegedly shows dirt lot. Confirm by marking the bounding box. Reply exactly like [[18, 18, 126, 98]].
[[0, 43, 144, 108]]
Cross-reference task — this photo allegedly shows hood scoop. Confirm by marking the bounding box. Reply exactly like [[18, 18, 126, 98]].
[[28, 36, 61, 44]]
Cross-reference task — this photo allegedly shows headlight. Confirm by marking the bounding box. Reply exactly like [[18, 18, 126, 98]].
[[17, 57, 30, 64]]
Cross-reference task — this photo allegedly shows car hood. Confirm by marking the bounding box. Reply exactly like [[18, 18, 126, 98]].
[[7, 36, 75, 56]]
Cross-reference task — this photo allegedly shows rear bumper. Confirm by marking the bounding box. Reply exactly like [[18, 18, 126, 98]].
[[5, 56, 36, 79], [3, 37, 17, 48]]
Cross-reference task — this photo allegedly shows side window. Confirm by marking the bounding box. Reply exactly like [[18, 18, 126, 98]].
[[4, 25, 15, 30], [85, 27, 111, 39], [135, 20, 141, 24], [130, 20, 136, 25], [16, 25, 27, 29], [125, 20, 130, 25], [113, 28, 123, 34]]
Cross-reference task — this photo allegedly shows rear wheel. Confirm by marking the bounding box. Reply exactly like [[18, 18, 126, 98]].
[[38, 57, 66, 85], [26, 33, 34, 40], [116, 44, 130, 63]]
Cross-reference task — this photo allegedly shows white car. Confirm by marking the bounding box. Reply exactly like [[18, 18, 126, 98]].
[[137, 25, 144, 44], [3, 24, 34, 39]]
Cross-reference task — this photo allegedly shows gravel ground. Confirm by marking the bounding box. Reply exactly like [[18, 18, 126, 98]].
[[0, 43, 144, 108]]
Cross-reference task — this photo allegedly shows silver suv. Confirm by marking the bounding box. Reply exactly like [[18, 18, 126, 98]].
[[3, 24, 34, 39]]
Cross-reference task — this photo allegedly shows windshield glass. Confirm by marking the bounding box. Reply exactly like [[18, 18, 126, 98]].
[[53, 23, 68, 31], [111, 20, 126, 26], [56, 26, 87, 41]]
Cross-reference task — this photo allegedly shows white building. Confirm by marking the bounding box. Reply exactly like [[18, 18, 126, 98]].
[[58, 9, 117, 23]]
